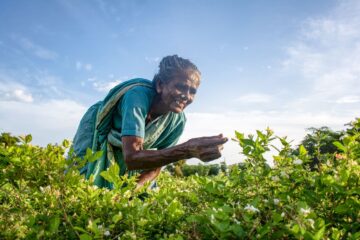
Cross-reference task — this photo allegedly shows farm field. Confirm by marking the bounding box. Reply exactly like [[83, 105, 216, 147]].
[[0, 119, 359, 239]]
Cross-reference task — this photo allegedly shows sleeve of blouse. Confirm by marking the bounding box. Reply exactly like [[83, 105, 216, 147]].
[[117, 87, 151, 139]]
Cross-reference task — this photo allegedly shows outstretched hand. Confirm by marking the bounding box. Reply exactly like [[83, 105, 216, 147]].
[[185, 134, 228, 162]]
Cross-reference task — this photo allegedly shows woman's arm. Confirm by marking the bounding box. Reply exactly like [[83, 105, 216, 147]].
[[122, 134, 228, 171]]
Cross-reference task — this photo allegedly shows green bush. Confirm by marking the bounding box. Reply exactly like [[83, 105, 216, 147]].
[[0, 119, 359, 239]]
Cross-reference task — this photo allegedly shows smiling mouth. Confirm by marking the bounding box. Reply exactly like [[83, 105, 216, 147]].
[[175, 100, 186, 108]]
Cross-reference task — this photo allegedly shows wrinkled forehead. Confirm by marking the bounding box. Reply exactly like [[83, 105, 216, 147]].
[[176, 68, 201, 85]]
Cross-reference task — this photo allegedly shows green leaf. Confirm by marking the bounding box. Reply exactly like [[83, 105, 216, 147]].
[[85, 148, 92, 159], [272, 212, 282, 224], [230, 225, 245, 237], [88, 151, 103, 163], [342, 136, 351, 146], [241, 139, 254, 146], [333, 141, 346, 152], [214, 221, 229, 233], [62, 139, 70, 148], [112, 212, 123, 223], [314, 226, 325, 240], [334, 204, 348, 214], [279, 137, 289, 147], [100, 162, 120, 184], [235, 131, 244, 141], [290, 224, 300, 234], [73, 226, 89, 234], [256, 130, 266, 140], [80, 233, 93, 240], [49, 216, 60, 233], [299, 145, 307, 156], [25, 134, 32, 143]]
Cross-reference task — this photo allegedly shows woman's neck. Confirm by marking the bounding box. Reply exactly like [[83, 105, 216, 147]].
[[146, 94, 168, 124]]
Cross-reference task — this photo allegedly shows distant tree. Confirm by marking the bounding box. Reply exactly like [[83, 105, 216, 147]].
[[0, 133, 19, 147], [296, 127, 344, 170], [164, 164, 175, 175], [165, 162, 227, 177], [208, 164, 220, 176], [220, 161, 227, 173], [345, 118, 360, 136], [181, 164, 198, 176]]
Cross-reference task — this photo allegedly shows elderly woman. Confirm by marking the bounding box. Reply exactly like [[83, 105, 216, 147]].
[[73, 55, 227, 189]]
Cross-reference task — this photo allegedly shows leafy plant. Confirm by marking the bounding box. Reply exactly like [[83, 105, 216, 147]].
[[1, 118, 359, 239]]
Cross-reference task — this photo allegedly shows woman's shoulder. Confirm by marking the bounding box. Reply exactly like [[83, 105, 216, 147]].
[[120, 79, 156, 109], [124, 77, 153, 88], [123, 78, 156, 98]]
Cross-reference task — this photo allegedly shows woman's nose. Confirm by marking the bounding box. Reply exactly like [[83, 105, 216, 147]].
[[181, 90, 191, 101]]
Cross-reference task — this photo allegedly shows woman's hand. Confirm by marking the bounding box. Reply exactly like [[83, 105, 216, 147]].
[[135, 167, 161, 190], [184, 134, 228, 162]]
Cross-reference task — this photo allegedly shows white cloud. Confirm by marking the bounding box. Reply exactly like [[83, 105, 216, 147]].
[[12, 89, 34, 103], [93, 79, 123, 92], [18, 37, 58, 60], [0, 99, 86, 145], [283, 0, 360, 100], [236, 93, 272, 103], [76, 61, 92, 71], [335, 95, 360, 103], [0, 88, 34, 103], [0, 80, 34, 103]]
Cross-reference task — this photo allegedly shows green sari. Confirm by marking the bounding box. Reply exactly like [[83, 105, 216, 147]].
[[73, 78, 185, 188]]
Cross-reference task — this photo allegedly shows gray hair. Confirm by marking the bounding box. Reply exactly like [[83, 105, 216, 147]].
[[153, 55, 201, 87]]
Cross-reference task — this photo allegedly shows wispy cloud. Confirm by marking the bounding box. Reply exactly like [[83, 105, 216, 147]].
[[0, 74, 34, 103], [76, 61, 92, 71], [17, 37, 58, 60], [335, 95, 360, 103], [0, 85, 34, 103], [0, 99, 86, 145], [283, 0, 360, 100], [235, 93, 272, 103], [11, 89, 34, 103], [93, 79, 123, 92], [0, 67, 81, 101]]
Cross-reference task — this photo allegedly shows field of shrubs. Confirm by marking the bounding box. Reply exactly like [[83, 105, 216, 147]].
[[0, 118, 359, 239]]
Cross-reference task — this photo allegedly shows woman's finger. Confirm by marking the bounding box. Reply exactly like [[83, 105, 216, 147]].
[[198, 137, 228, 147], [200, 152, 222, 162]]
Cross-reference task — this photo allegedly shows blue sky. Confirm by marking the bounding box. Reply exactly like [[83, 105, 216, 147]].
[[1, 0, 359, 164]]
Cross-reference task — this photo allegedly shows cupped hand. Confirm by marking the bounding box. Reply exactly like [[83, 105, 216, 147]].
[[185, 134, 228, 162]]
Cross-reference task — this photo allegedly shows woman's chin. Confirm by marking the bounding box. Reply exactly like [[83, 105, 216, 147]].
[[171, 106, 184, 113]]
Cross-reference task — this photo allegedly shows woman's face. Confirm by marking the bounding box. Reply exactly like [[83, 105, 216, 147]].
[[157, 76, 200, 113]]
